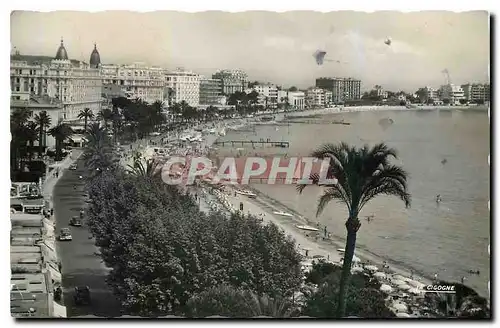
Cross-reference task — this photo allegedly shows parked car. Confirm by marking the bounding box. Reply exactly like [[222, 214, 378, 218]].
[[69, 163, 77, 170], [69, 216, 82, 227], [58, 228, 72, 241], [74, 286, 91, 305]]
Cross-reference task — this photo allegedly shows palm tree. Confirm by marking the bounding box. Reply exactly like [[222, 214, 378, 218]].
[[83, 122, 117, 174], [297, 142, 411, 317], [98, 107, 113, 128], [78, 108, 94, 132], [34, 111, 51, 155], [127, 155, 162, 180], [48, 122, 73, 161], [11, 108, 32, 171], [24, 121, 39, 161]]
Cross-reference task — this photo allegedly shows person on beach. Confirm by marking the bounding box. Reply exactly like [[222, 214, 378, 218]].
[[461, 276, 466, 284], [436, 194, 442, 203], [324, 226, 327, 238], [433, 273, 439, 282]]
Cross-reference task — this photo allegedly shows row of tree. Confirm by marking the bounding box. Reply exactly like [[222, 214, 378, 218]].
[[82, 125, 303, 316], [80, 116, 489, 318]]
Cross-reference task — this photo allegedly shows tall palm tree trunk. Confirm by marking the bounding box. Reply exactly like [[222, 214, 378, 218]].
[[38, 128, 44, 155], [84, 117, 88, 132], [337, 216, 361, 317]]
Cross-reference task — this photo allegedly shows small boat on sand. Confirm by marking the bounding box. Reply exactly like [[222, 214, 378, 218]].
[[235, 190, 257, 198], [273, 211, 293, 217], [296, 225, 319, 232]]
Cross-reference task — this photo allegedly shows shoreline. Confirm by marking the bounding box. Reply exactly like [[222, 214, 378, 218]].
[[126, 105, 485, 297], [207, 105, 483, 292]]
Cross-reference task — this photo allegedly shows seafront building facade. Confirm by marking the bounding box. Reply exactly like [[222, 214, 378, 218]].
[[461, 83, 490, 103], [287, 91, 305, 110], [100, 63, 165, 104], [252, 84, 278, 109], [212, 69, 248, 95], [306, 87, 325, 108], [164, 68, 201, 107], [438, 84, 465, 105], [316, 77, 362, 103], [10, 40, 102, 147], [199, 78, 223, 106], [417, 86, 439, 103]]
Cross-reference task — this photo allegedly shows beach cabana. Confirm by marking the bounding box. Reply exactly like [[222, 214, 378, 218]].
[[393, 274, 409, 282], [392, 302, 408, 313], [396, 312, 411, 318], [365, 265, 378, 272], [393, 279, 408, 287], [373, 272, 387, 279], [380, 284, 393, 293]]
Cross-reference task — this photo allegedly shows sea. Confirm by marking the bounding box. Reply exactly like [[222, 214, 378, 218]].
[[216, 108, 490, 297]]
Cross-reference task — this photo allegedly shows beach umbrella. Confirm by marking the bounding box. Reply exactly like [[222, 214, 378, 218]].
[[392, 302, 408, 313], [396, 312, 411, 318], [365, 265, 378, 272], [380, 284, 393, 293], [373, 272, 387, 279]]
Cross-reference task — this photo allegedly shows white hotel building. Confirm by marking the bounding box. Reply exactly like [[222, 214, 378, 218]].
[[100, 63, 165, 104], [164, 68, 201, 107], [10, 40, 102, 147]]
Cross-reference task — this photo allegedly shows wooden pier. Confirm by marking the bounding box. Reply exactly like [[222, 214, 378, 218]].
[[213, 140, 290, 148], [285, 119, 351, 125]]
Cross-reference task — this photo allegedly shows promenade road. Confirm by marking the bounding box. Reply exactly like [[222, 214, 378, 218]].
[[53, 160, 122, 317]]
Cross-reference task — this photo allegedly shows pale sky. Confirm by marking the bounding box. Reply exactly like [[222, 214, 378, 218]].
[[10, 10, 490, 91]]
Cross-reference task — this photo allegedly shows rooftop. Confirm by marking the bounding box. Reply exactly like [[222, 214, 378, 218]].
[[11, 273, 50, 318]]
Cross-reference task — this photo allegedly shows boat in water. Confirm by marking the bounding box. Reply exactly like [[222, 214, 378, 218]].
[[273, 211, 293, 217], [235, 190, 257, 198]]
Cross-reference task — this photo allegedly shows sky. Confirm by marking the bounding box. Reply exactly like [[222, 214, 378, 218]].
[[10, 10, 490, 92]]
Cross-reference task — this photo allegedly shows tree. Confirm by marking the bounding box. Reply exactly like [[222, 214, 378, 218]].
[[305, 260, 340, 285], [186, 285, 299, 318], [84, 164, 303, 316], [34, 110, 51, 155], [11, 108, 32, 171], [297, 142, 411, 317], [48, 122, 73, 161], [98, 107, 114, 127], [303, 276, 394, 318], [24, 121, 39, 161], [289, 86, 298, 92], [127, 155, 162, 180], [78, 108, 95, 132], [83, 122, 117, 173]]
